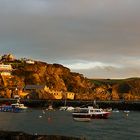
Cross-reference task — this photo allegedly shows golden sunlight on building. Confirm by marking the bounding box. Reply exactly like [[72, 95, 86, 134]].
[[20, 92, 30, 98], [66, 92, 75, 100], [44, 86, 62, 99], [0, 64, 12, 76], [18, 90, 29, 98], [51, 92, 63, 99]]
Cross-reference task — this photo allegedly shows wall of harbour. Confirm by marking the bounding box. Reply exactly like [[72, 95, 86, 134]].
[[0, 98, 140, 110]]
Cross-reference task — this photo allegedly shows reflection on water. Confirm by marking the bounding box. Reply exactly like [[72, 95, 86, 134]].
[[0, 109, 139, 140]]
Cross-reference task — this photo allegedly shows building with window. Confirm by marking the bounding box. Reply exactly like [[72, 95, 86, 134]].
[[66, 92, 75, 100], [0, 64, 12, 76]]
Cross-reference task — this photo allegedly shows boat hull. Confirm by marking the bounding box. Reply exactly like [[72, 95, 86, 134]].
[[73, 117, 91, 122], [72, 113, 91, 122]]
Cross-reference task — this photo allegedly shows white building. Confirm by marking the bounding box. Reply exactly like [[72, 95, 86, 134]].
[[26, 60, 35, 64], [0, 64, 12, 76]]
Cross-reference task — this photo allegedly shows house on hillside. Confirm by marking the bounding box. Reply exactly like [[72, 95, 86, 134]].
[[24, 85, 46, 99], [25, 59, 35, 64], [24, 85, 63, 99], [24, 85, 76, 100], [66, 92, 75, 100], [24, 85, 46, 94], [0, 54, 15, 62], [24, 85, 46, 91], [44, 86, 62, 99], [49, 90, 62, 99], [0, 64, 13, 76]]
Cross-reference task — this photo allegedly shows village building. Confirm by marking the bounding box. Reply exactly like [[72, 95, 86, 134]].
[[25, 59, 35, 64], [0, 64, 13, 76], [23, 85, 76, 100], [24, 85, 63, 99], [24, 85, 46, 91], [66, 92, 75, 100], [0, 54, 15, 62], [49, 90, 63, 99], [44, 86, 62, 99]]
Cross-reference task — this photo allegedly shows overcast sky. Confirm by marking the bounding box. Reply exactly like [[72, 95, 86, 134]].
[[0, 0, 140, 79]]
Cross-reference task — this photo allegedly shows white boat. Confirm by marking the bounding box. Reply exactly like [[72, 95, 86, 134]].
[[105, 108, 112, 112], [59, 106, 74, 112], [124, 110, 130, 113], [66, 106, 75, 112], [72, 107, 92, 122], [11, 103, 28, 110], [59, 106, 67, 111], [72, 106, 111, 120], [112, 108, 119, 113]]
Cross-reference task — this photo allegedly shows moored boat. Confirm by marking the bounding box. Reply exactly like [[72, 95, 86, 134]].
[[72, 106, 111, 120], [89, 106, 111, 119], [72, 107, 92, 122], [59, 106, 75, 112], [59, 106, 67, 111], [11, 103, 28, 110], [123, 110, 130, 113], [0, 105, 21, 113], [112, 108, 119, 113], [66, 106, 75, 112]]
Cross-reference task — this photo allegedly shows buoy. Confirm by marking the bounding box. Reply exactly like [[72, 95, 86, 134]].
[[39, 115, 42, 118], [34, 133, 38, 135], [48, 117, 51, 122], [42, 110, 45, 114], [126, 113, 128, 117]]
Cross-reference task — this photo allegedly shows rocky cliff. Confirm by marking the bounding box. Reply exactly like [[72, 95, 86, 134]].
[[0, 54, 140, 100], [0, 55, 94, 99], [12, 61, 93, 93]]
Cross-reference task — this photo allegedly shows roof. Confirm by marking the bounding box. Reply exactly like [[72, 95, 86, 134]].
[[24, 85, 45, 90]]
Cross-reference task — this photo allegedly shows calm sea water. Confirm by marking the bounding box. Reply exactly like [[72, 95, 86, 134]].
[[0, 108, 139, 140]]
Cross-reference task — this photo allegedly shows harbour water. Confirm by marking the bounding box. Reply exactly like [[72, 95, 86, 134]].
[[0, 108, 139, 140]]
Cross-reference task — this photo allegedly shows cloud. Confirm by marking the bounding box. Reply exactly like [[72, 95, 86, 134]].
[[63, 60, 122, 70]]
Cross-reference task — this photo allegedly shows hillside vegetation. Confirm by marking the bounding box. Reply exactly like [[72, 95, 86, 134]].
[[0, 54, 140, 101]]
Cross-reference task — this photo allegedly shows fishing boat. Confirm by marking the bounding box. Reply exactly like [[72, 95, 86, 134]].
[[11, 103, 28, 110], [59, 106, 67, 111], [123, 110, 130, 113], [72, 106, 111, 120], [59, 106, 74, 112], [112, 108, 119, 113], [72, 107, 92, 122], [66, 106, 75, 112], [59, 98, 74, 112], [89, 107, 111, 119]]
